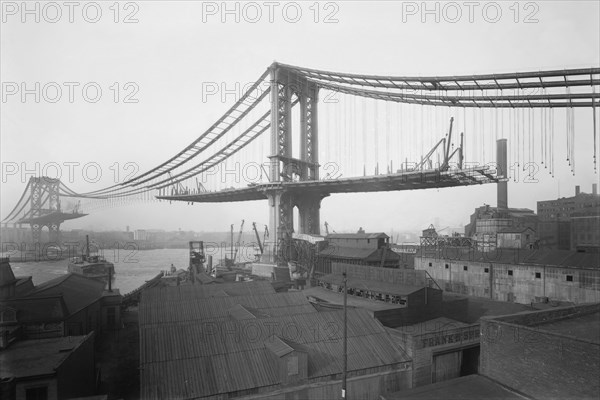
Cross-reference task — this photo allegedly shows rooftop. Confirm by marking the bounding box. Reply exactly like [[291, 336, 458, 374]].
[[139, 291, 317, 326], [485, 303, 600, 344], [0, 334, 91, 379], [304, 286, 404, 312], [141, 280, 276, 304], [28, 273, 108, 315], [319, 273, 427, 296], [140, 308, 409, 399], [383, 374, 527, 400]]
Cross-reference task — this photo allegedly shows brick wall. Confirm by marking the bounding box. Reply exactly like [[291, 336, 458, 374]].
[[480, 307, 600, 399]]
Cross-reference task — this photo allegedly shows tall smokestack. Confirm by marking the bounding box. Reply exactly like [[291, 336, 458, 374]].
[[496, 139, 508, 209], [575, 185, 580, 196], [593, 183, 598, 195]]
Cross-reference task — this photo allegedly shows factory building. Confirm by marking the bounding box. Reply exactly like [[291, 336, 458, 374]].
[[537, 184, 600, 250], [139, 280, 412, 399], [415, 248, 600, 304]]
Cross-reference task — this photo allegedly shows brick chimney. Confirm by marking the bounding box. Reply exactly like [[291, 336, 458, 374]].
[[575, 185, 580, 196], [593, 183, 598, 195]]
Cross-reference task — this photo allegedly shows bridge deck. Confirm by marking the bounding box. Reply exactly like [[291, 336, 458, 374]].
[[158, 168, 498, 203], [18, 212, 87, 225]]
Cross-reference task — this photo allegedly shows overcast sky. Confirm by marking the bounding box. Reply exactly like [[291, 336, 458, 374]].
[[1, 1, 599, 235]]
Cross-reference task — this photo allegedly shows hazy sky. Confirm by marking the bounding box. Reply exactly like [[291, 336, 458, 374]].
[[1, 1, 599, 234]]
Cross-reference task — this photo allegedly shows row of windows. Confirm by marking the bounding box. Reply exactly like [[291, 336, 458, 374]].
[[428, 262, 575, 281]]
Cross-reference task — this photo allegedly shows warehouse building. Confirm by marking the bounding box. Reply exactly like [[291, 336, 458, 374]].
[[139, 280, 412, 399], [415, 248, 600, 304]]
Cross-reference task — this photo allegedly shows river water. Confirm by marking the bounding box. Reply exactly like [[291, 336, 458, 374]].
[[8, 247, 256, 294]]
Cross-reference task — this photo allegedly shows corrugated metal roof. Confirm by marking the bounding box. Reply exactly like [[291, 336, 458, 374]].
[[141, 280, 276, 304], [139, 291, 317, 326], [140, 294, 409, 399], [264, 335, 295, 357], [319, 273, 425, 296]]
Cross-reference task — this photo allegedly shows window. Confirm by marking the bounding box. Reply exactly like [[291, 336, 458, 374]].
[[535, 272, 541, 279], [566, 275, 573, 282], [26, 386, 48, 400], [508, 270, 513, 276], [484, 267, 489, 273], [428, 262, 432, 267], [445, 264, 449, 269], [463, 266, 468, 271]]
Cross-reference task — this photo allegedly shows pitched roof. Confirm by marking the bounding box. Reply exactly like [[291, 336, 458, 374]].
[[141, 280, 276, 305], [2, 295, 68, 323], [0, 258, 16, 287], [0, 334, 91, 379], [140, 308, 409, 399], [139, 291, 317, 326], [28, 273, 106, 315]]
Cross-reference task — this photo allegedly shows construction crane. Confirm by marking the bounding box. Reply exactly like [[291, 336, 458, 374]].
[[252, 222, 263, 255], [324, 221, 336, 235], [233, 219, 245, 262]]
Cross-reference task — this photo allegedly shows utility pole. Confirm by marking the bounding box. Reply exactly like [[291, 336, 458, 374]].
[[342, 271, 347, 399]]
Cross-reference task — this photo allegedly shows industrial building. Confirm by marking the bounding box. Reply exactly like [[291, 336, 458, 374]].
[[537, 184, 600, 250], [415, 248, 600, 304], [464, 205, 538, 251], [139, 280, 412, 399], [388, 303, 600, 400], [315, 232, 403, 274], [308, 263, 533, 389]]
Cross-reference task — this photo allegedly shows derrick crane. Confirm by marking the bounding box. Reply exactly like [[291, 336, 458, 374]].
[[233, 219, 245, 262], [252, 222, 263, 255]]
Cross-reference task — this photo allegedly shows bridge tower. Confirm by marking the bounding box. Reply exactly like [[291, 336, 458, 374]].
[[264, 63, 327, 263], [29, 177, 62, 244]]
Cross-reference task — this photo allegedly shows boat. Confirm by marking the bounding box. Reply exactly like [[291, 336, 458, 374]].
[[68, 235, 115, 284]]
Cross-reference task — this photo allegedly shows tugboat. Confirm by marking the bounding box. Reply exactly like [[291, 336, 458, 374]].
[[68, 235, 115, 284]]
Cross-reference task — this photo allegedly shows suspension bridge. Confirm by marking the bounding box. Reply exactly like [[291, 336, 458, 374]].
[[2, 62, 599, 263]]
